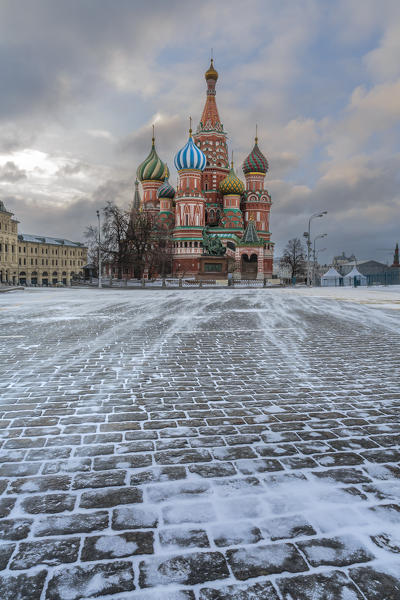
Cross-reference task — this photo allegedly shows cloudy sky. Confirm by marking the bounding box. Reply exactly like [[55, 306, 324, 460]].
[[1, 0, 399, 262]]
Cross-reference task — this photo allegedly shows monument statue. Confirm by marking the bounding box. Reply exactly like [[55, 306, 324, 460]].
[[202, 227, 226, 256]]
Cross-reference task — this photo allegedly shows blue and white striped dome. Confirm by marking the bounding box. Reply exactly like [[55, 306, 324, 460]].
[[174, 135, 206, 171]]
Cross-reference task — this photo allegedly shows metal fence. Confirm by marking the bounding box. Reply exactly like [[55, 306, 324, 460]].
[[85, 278, 280, 289]]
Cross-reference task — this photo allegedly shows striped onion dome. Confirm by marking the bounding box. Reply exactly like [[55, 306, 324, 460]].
[[174, 133, 206, 172], [242, 138, 269, 175], [157, 177, 175, 199], [136, 138, 166, 182], [219, 164, 245, 195]]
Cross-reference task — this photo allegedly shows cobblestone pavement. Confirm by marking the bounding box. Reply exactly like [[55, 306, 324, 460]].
[[1, 288, 400, 600]]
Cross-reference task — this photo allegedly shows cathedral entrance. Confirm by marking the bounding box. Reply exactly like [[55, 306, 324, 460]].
[[241, 253, 258, 279]]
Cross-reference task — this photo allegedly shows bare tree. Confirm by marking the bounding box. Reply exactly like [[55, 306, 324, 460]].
[[280, 238, 306, 280], [102, 201, 130, 279], [84, 224, 100, 274]]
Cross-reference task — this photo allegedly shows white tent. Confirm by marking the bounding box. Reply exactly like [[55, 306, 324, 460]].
[[343, 266, 367, 286], [321, 267, 342, 287]]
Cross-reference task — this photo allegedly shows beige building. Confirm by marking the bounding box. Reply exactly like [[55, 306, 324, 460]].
[[0, 200, 19, 284], [0, 200, 87, 286]]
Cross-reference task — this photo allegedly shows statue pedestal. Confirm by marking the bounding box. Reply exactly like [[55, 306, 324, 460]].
[[198, 256, 229, 280]]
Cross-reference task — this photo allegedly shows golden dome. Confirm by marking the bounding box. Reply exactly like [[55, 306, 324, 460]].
[[205, 59, 218, 81]]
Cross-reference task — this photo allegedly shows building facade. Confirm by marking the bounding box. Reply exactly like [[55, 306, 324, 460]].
[[0, 201, 87, 286], [135, 61, 274, 279]]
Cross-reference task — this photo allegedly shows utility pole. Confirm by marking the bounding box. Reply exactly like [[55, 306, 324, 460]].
[[304, 211, 327, 286], [313, 234, 327, 286], [96, 210, 102, 289]]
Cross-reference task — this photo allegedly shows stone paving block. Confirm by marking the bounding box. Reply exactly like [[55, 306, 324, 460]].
[[147, 481, 211, 503], [9, 475, 71, 494], [311, 467, 372, 484], [124, 591, 195, 600], [211, 521, 263, 547], [0, 569, 47, 600], [139, 551, 229, 587], [79, 486, 142, 508], [46, 561, 134, 599], [277, 570, 364, 599], [81, 531, 154, 560], [199, 581, 280, 599], [260, 514, 316, 541], [0, 496, 16, 517], [21, 492, 76, 514], [235, 458, 283, 474], [112, 505, 159, 529], [0, 517, 33, 540], [42, 458, 91, 474], [34, 511, 109, 536], [212, 446, 257, 461], [155, 449, 212, 465], [131, 466, 187, 485], [72, 470, 126, 489], [297, 533, 375, 567], [10, 537, 80, 569], [159, 526, 210, 549], [93, 453, 152, 470], [162, 501, 216, 525], [188, 462, 237, 478], [0, 462, 40, 477], [350, 565, 400, 599], [0, 542, 15, 570], [226, 543, 308, 580]]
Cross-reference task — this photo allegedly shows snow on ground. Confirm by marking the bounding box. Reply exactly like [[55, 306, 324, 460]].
[[0, 287, 400, 599]]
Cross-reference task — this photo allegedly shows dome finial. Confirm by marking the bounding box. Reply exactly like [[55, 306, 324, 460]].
[[205, 55, 218, 82], [255, 123, 258, 145], [152, 124, 155, 146], [189, 116, 192, 137], [231, 150, 234, 169]]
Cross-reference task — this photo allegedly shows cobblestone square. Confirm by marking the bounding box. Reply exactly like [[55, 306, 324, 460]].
[[1, 287, 400, 599]]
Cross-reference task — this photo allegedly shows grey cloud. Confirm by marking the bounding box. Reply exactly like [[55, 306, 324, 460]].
[[56, 162, 90, 177], [0, 161, 27, 182]]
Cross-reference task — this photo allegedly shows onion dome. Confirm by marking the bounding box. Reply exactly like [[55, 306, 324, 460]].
[[136, 136, 166, 182], [205, 58, 218, 82], [242, 137, 269, 175], [157, 177, 175, 199], [174, 131, 206, 171], [219, 163, 245, 195]]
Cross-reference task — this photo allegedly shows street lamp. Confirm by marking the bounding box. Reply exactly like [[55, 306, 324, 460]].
[[96, 210, 102, 289], [313, 234, 327, 286], [304, 211, 327, 286]]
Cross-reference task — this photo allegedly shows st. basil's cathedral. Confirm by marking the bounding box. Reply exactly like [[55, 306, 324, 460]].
[[135, 60, 274, 279]]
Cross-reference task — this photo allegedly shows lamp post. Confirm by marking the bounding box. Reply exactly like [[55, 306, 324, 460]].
[[96, 210, 102, 289], [313, 234, 327, 286], [304, 211, 327, 286]]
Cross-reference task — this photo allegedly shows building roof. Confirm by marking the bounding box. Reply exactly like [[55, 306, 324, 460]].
[[241, 220, 260, 245], [18, 233, 86, 248], [321, 267, 342, 279], [136, 136, 166, 182], [242, 138, 269, 175], [343, 266, 367, 280]]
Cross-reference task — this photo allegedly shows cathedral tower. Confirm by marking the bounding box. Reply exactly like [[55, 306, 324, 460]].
[[193, 60, 229, 226], [242, 135, 272, 242], [172, 127, 207, 276], [136, 131, 166, 220]]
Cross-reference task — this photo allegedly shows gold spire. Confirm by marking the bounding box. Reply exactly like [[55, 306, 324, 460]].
[[205, 58, 218, 81], [189, 116, 192, 137], [152, 124, 155, 145], [255, 124, 258, 145]]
